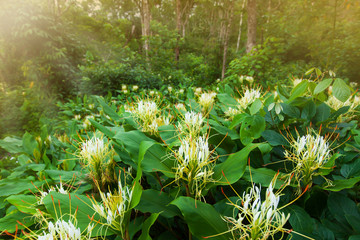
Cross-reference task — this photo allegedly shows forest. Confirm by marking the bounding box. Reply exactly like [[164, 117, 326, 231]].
[[0, 0, 360, 239]]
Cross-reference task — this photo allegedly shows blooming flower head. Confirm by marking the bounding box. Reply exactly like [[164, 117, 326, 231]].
[[174, 135, 215, 199], [178, 111, 204, 138], [78, 135, 116, 188], [326, 94, 360, 121], [223, 177, 290, 240], [91, 178, 133, 238], [36, 218, 92, 240], [284, 130, 334, 189], [37, 181, 69, 205], [198, 92, 216, 114], [132, 85, 139, 91], [225, 86, 262, 119]]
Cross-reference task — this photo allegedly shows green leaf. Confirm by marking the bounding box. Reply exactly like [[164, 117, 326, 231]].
[[96, 96, 121, 121], [301, 101, 316, 120], [323, 177, 360, 192], [281, 103, 300, 118], [250, 99, 263, 115], [243, 167, 290, 188], [0, 211, 34, 232], [138, 141, 174, 178], [314, 103, 331, 123], [229, 113, 247, 129], [172, 196, 231, 240], [114, 130, 153, 161], [288, 80, 308, 102], [89, 119, 115, 138], [0, 136, 23, 153], [286, 205, 314, 233], [327, 192, 360, 225], [209, 120, 239, 140], [240, 115, 265, 145], [213, 144, 262, 185], [217, 93, 238, 107], [43, 192, 107, 237], [22, 132, 38, 155], [314, 78, 333, 94], [261, 130, 288, 146], [136, 189, 180, 218], [333, 78, 351, 102], [305, 68, 315, 75], [0, 179, 42, 197], [138, 213, 160, 240], [6, 194, 37, 214]]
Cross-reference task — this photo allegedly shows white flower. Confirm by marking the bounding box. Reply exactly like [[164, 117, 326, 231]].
[[224, 179, 289, 239], [198, 92, 216, 112], [179, 89, 185, 94], [132, 85, 139, 91], [195, 87, 202, 94], [293, 78, 302, 87], [122, 84, 127, 90], [168, 86, 173, 93], [178, 111, 204, 138]]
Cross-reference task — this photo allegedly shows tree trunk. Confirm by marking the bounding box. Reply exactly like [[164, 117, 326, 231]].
[[246, 0, 257, 53], [221, 1, 235, 80], [236, 0, 246, 52], [143, 0, 151, 59], [175, 0, 181, 62]]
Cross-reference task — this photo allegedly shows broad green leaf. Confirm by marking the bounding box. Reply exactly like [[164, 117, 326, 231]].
[[0, 136, 23, 153], [229, 113, 247, 129], [6, 194, 37, 214], [96, 96, 121, 121], [323, 177, 360, 192], [213, 143, 262, 185], [327, 192, 360, 225], [89, 119, 115, 138], [138, 213, 160, 240], [243, 168, 290, 189], [261, 130, 288, 146], [285, 205, 314, 234], [138, 141, 174, 178], [114, 130, 153, 161], [288, 80, 308, 102], [314, 103, 331, 123], [301, 101, 316, 120], [333, 78, 351, 102], [217, 93, 238, 107], [0, 211, 34, 232], [136, 189, 180, 218], [158, 125, 177, 146], [44, 170, 85, 182], [250, 99, 263, 115], [0, 179, 42, 197], [314, 78, 333, 94], [240, 115, 265, 145], [172, 196, 231, 240], [22, 132, 38, 156], [209, 120, 239, 140], [43, 192, 108, 237], [281, 103, 300, 118]]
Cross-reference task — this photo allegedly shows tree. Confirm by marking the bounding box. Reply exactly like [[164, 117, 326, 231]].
[[246, 0, 256, 53]]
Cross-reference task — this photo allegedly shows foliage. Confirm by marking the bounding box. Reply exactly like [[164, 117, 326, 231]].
[[0, 75, 359, 239]]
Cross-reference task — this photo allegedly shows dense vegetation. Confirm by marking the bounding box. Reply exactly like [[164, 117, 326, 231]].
[[0, 0, 360, 239]]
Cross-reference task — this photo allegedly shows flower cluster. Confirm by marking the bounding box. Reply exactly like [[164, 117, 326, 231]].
[[37, 182, 68, 205], [126, 99, 171, 135], [174, 135, 215, 199], [225, 87, 262, 119], [37, 219, 92, 240], [91, 179, 133, 238], [224, 180, 290, 239], [284, 131, 332, 188], [326, 95, 360, 121], [198, 92, 217, 114], [178, 111, 204, 138], [79, 135, 116, 188]]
